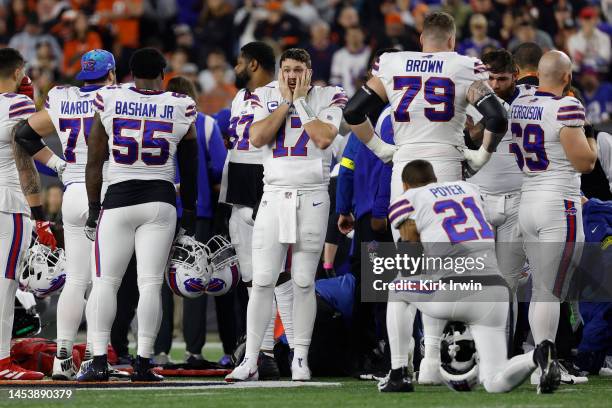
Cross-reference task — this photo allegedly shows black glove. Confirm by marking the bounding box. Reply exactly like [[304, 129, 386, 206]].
[[84, 202, 101, 241], [212, 203, 232, 238]]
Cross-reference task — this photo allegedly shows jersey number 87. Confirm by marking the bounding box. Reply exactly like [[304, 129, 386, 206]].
[[112, 118, 172, 165]]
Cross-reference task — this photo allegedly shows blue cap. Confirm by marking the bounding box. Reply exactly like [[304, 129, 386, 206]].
[[76, 49, 115, 81]]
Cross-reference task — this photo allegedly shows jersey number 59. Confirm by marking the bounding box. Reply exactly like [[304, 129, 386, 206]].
[[112, 118, 172, 165]]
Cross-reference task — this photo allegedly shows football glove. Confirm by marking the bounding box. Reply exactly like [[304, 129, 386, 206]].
[[35, 220, 57, 250], [84, 202, 101, 241], [17, 75, 34, 100]]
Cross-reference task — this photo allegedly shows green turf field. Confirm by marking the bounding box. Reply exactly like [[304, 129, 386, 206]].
[[1, 376, 611, 408]]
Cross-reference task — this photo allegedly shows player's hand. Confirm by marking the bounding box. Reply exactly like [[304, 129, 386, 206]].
[[338, 213, 355, 235], [278, 70, 293, 104], [35, 220, 57, 250], [17, 75, 34, 100], [460, 145, 492, 176], [293, 69, 311, 100], [371, 217, 388, 233], [84, 203, 101, 241]]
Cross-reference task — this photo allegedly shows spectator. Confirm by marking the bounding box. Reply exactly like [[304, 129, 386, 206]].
[[180, 63, 200, 85], [467, 0, 502, 41], [568, 6, 611, 74], [305, 20, 338, 86], [176, 0, 203, 28], [508, 18, 555, 53], [457, 13, 500, 58], [284, 0, 320, 27], [579, 66, 612, 126], [198, 50, 237, 115], [195, 0, 235, 65], [375, 12, 419, 52], [498, 9, 514, 48], [62, 11, 103, 79], [198, 49, 236, 94], [234, 0, 268, 48], [330, 25, 371, 97], [552, 2, 577, 53], [441, 0, 472, 35], [9, 12, 63, 64], [6, 0, 29, 35], [331, 5, 359, 45], [254, 1, 304, 51], [163, 47, 190, 88]]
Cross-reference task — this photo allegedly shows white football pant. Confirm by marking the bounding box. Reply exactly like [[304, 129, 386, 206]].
[[0, 211, 32, 359], [519, 192, 584, 344], [88, 201, 176, 358], [245, 189, 328, 364]]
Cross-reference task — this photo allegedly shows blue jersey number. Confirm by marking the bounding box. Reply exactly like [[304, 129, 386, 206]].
[[228, 114, 254, 150], [433, 196, 494, 244], [511, 123, 548, 171], [273, 116, 309, 158], [393, 76, 455, 122], [59, 117, 94, 163], [112, 118, 173, 165]]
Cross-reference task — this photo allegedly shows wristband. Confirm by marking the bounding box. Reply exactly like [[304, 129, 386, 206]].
[[365, 134, 396, 162], [46, 154, 65, 173], [293, 97, 317, 125], [30, 205, 44, 221]]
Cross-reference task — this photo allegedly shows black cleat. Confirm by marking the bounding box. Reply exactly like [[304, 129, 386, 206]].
[[533, 340, 561, 394], [76, 357, 109, 382], [131, 356, 163, 382], [378, 367, 414, 393], [258, 352, 280, 380]]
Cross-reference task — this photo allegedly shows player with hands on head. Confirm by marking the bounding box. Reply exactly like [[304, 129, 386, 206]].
[[78, 47, 198, 383]]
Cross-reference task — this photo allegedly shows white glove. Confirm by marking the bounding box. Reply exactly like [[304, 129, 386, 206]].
[[366, 135, 398, 164], [461, 145, 492, 174], [47, 154, 67, 182], [15, 289, 37, 311]]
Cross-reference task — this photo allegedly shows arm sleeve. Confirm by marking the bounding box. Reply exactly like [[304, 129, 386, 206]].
[[336, 134, 358, 215], [388, 195, 416, 230], [207, 119, 227, 184], [556, 98, 586, 127], [252, 87, 271, 122]]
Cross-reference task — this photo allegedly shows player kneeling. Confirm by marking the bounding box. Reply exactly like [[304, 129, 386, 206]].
[[378, 160, 560, 394]]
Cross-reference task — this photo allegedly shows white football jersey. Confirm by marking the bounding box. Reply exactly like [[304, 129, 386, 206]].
[[374, 51, 488, 161], [45, 84, 109, 184], [93, 86, 196, 185], [0, 93, 35, 215], [509, 91, 585, 200], [467, 84, 537, 195], [330, 46, 371, 97], [227, 88, 262, 165], [251, 82, 346, 190]]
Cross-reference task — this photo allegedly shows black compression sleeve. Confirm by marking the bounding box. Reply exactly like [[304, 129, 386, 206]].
[[177, 138, 198, 212], [474, 93, 508, 134], [344, 84, 386, 125], [14, 120, 47, 156]]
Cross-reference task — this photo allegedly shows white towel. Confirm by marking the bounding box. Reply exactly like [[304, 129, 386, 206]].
[[278, 189, 298, 244]]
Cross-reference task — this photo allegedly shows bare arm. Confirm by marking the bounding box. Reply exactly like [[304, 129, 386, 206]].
[[12, 134, 42, 208], [560, 127, 597, 173], [398, 219, 420, 242], [85, 113, 108, 205]]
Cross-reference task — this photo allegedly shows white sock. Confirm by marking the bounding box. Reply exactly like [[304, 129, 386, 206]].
[[386, 301, 413, 369], [292, 281, 316, 361], [275, 279, 294, 348], [56, 278, 89, 358], [484, 351, 536, 393], [261, 297, 277, 352], [422, 313, 445, 363], [0, 278, 17, 360], [136, 281, 163, 359], [528, 301, 560, 344], [245, 284, 275, 367]]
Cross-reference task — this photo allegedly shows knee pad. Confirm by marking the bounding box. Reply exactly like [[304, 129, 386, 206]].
[[252, 269, 276, 288], [291, 269, 314, 289]]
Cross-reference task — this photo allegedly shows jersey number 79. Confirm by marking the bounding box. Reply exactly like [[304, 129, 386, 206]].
[[392, 76, 455, 122]]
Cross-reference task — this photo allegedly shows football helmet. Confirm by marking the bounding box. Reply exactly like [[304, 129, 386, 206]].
[[439, 322, 479, 392], [166, 235, 213, 298], [204, 235, 240, 296], [19, 239, 66, 298]]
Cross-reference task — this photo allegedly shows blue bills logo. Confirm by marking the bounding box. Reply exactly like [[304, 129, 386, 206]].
[[184, 278, 206, 293], [206, 278, 226, 293]]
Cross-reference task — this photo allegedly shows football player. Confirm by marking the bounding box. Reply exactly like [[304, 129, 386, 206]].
[[226, 48, 347, 381], [510, 51, 597, 383], [0, 48, 57, 380], [381, 160, 560, 394], [465, 50, 534, 298], [343, 11, 508, 383], [14, 49, 118, 380], [78, 48, 198, 382], [220, 41, 294, 378]]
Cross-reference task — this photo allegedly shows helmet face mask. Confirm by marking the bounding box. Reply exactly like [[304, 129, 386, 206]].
[[204, 235, 240, 296], [19, 239, 66, 298], [166, 235, 213, 298], [439, 322, 480, 392]]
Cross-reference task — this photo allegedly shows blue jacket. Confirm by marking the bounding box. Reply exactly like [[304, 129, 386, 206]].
[[176, 112, 227, 218], [336, 106, 394, 220], [315, 273, 356, 324], [583, 198, 612, 243]]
